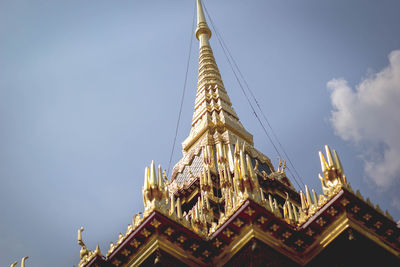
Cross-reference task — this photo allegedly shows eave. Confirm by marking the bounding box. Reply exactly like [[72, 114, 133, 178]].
[[86, 187, 400, 267]]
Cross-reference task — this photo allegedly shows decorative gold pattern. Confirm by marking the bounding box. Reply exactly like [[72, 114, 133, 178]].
[[327, 207, 338, 217], [233, 218, 244, 227], [257, 216, 268, 225], [150, 219, 161, 228], [363, 213, 372, 221], [190, 243, 200, 251], [351, 206, 360, 213], [385, 229, 394, 236], [316, 217, 326, 227], [177, 235, 187, 243], [130, 239, 141, 248], [294, 239, 304, 247], [282, 231, 292, 239], [306, 228, 315, 237], [141, 229, 151, 238], [121, 249, 131, 257], [214, 239, 223, 248], [244, 207, 256, 216], [202, 250, 211, 258], [270, 224, 280, 232], [164, 227, 174, 236], [223, 229, 234, 238], [340, 198, 350, 206], [112, 259, 121, 267], [374, 221, 383, 229]]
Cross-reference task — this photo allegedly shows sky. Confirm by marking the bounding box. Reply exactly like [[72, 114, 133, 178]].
[[1, 0, 400, 266]]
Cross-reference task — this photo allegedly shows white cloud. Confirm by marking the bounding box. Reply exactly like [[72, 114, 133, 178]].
[[328, 50, 400, 189]]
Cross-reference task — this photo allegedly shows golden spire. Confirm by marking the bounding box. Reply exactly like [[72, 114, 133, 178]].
[[182, 0, 253, 152]]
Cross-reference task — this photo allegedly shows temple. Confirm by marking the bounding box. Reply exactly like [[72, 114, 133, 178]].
[[75, 1, 400, 266]]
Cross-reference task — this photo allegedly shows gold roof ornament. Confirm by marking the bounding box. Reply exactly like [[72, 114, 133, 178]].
[[318, 145, 350, 197], [142, 161, 170, 216], [78, 227, 89, 260], [90, 144, 399, 266], [77, 227, 102, 267], [10, 257, 28, 267]]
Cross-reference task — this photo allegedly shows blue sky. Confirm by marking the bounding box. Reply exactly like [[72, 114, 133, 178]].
[[1, 0, 400, 266]]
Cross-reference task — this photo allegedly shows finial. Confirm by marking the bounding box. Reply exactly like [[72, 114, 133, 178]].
[[318, 145, 348, 196], [150, 161, 157, 188], [246, 154, 256, 181], [333, 149, 343, 172], [284, 192, 293, 222], [300, 190, 307, 210], [292, 203, 298, 222], [78, 227, 89, 260], [21, 257, 28, 267], [170, 194, 175, 215], [158, 165, 164, 190], [278, 158, 282, 172], [240, 150, 249, 180], [283, 202, 288, 220], [319, 151, 328, 173], [78, 227, 85, 247], [95, 244, 102, 257], [144, 167, 150, 190], [260, 189, 266, 202], [10, 262, 18, 267], [177, 198, 183, 218], [195, 0, 211, 40], [312, 189, 318, 205], [273, 198, 279, 212], [287, 202, 294, 221], [305, 185, 312, 207], [268, 194, 274, 211], [325, 145, 334, 168]]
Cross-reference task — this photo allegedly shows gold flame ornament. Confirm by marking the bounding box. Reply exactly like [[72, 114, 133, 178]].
[[318, 145, 349, 196]]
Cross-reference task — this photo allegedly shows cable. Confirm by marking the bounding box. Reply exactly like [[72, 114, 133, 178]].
[[202, 1, 304, 190], [217, 37, 305, 188], [167, 2, 196, 178]]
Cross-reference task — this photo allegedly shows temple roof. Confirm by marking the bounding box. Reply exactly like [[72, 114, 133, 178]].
[[75, 1, 400, 266], [77, 144, 400, 266]]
